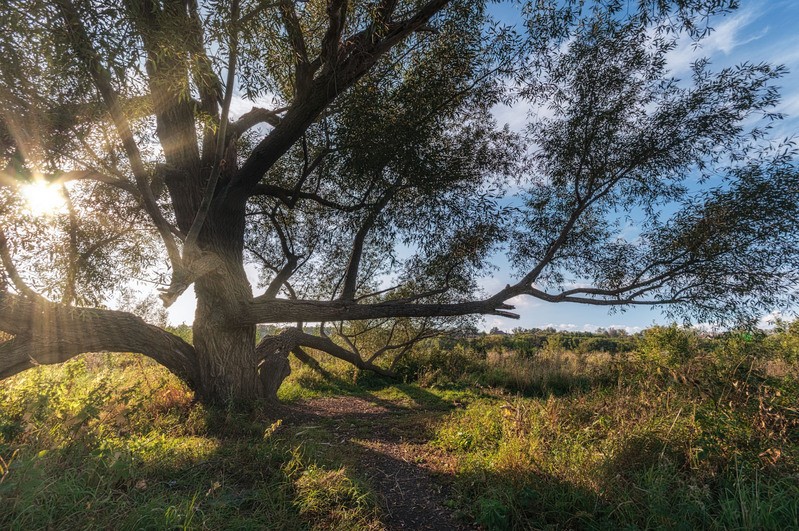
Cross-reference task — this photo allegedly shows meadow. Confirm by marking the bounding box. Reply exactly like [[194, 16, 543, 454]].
[[1, 324, 797, 530]]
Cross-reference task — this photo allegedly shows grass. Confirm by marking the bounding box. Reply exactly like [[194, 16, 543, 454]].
[[0, 355, 382, 530], [427, 346, 799, 529], [1, 328, 798, 529]]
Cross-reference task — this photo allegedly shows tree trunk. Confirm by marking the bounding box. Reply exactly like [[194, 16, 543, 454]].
[[192, 267, 264, 405]]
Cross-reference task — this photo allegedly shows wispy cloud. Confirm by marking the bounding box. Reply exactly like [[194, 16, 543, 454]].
[[666, 6, 768, 76]]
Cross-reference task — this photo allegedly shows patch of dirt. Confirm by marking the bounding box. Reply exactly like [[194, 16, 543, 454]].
[[280, 396, 474, 530]]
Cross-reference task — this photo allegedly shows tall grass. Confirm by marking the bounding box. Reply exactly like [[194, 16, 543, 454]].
[[423, 330, 799, 530]]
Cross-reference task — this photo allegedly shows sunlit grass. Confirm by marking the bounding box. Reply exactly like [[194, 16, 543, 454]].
[[0, 355, 383, 530]]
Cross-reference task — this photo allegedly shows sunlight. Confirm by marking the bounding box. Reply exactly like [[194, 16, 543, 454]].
[[20, 179, 67, 217]]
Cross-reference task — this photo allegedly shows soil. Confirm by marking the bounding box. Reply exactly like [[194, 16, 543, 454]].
[[279, 396, 476, 530]]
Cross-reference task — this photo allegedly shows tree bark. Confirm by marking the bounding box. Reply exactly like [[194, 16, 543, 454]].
[[191, 213, 264, 403], [0, 292, 198, 384]]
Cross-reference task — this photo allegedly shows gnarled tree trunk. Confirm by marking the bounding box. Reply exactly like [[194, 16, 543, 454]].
[[190, 199, 267, 403], [193, 290, 262, 404]]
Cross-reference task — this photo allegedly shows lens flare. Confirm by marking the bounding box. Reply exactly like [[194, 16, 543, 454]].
[[20, 180, 67, 217]]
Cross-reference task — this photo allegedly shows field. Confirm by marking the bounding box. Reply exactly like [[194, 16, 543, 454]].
[[1, 325, 798, 530]]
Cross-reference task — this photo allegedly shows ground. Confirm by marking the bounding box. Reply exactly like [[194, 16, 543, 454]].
[[279, 395, 472, 530]]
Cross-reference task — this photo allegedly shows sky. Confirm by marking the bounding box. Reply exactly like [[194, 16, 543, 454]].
[[169, 1, 799, 333]]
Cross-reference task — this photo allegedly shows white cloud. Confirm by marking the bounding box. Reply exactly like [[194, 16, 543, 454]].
[[542, 323, 578, 330], [666, 7, 767, 76], [758, 310, 783, 329], [777, 89, 799, 119], [507, 295, 540, 309], [581, 323, 643, 334], [228, 94, 282, 120], [539, 323, 642, 333]]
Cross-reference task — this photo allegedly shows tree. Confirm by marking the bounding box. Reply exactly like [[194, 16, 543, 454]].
[[0, 0, 797, 404]]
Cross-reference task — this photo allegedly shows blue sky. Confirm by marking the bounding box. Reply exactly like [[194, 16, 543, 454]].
[[168, 1, 799, 332]]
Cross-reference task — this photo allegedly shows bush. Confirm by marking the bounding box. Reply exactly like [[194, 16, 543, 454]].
[[395, 339, 486, 386], [639, 324, 701, 364], [766, 320, 799, 364]]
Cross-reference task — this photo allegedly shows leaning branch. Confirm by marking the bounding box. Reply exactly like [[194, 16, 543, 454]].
[[257, 327, 397, 378], [0, 292, 198, 384], [55, 0, 182, 267], [339, 180, 399, 301], [0, 227, 45, 302], [182, 0, 240, 254]]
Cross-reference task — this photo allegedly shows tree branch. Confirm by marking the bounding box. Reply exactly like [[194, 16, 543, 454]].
[[229, 106, 288, 137], [279, 0, 313, 95], [340, 180, 399, 300], [61, 186, 79, 305], [187, 0, 224, 164], [0, 169, 138, 195], [0, 227, 45, 302], [319, 0, 348, 77], [183, 0, 240, 255], [257, 327, 396, 378], [223, 0, 451, 207], [244, 296, 519, 324], [250, 183, 365, 211], [0, 292, 198, 384]]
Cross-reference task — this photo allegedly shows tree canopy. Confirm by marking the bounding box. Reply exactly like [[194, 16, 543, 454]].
[[0, 0, 797, 403]]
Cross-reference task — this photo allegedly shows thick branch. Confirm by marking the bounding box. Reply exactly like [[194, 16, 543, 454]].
[[224, 0, 451, 207], [340, 182, 398, 300], [319, 0, 348, 76], [257, 327, 396, 378], [187, 0, 224, 163], [246, 275, 688, 325], [0, 292, 198, 384], [279, 0, 313, 95], [183, 0, 240, 254], [245, 296, 519, 324]]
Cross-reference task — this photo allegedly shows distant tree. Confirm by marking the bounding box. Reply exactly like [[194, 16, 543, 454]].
[[0, 0, 797, 404]]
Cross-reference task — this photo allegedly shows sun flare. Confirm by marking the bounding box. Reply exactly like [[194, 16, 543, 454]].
[[20, 180, 67, 217]]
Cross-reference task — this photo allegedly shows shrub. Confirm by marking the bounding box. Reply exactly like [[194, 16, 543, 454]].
[[639, 324, 701, 364]]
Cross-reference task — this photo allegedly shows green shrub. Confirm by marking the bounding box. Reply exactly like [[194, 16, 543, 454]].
[[766, 320, 799, 363], [640, 324, 701, 364]]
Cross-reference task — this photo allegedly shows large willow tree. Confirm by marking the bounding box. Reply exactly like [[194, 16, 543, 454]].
[[0, 0, 797, 404]]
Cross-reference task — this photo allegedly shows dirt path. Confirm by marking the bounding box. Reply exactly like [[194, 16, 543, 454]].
[[280, 396, 475, 530]]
